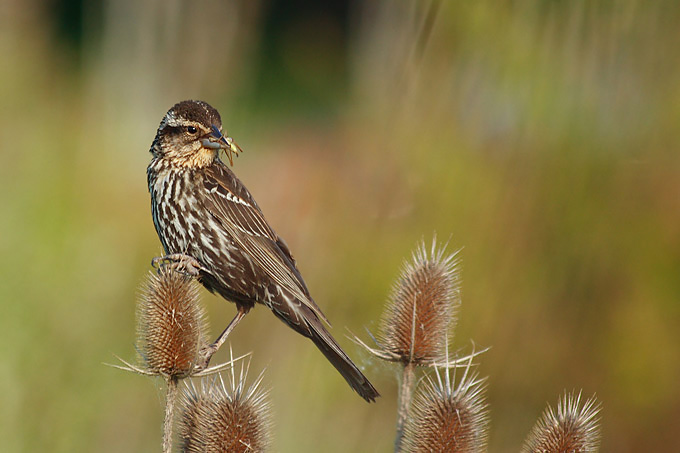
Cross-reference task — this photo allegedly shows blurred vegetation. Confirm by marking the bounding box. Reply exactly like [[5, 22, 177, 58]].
[[1, 0, 678, 451]]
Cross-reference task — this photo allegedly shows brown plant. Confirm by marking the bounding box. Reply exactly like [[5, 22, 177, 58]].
[[403, 356, 489, 453], [111, 267, 236, 453], [137, 267, 208, 378], [353, 236, 465, 452], [522, 391, 602, 453], [179, 357, 272, 452], [376, 237, 461, 365]]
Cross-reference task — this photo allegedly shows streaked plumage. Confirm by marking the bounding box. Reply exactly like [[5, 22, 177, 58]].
[[147, 100, 379, 402]]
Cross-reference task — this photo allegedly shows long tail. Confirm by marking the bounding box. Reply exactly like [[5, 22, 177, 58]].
[[272, 300, 380, 402], [307, 318, 380, 402]]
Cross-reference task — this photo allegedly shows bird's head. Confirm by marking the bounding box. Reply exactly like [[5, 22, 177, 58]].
[[150, 100, 242, 168]]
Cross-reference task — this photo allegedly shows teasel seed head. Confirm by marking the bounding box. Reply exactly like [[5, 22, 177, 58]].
[[179, 358, 272, 452], [402, 358, 489, 453], [377, 237, 461, 365], [137, 267, 208, 378], [522, 391, 602, 453]]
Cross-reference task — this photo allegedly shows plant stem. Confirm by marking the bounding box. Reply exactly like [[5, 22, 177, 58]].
[[163, 376, 178, 453], [394, 361, 416, 452]]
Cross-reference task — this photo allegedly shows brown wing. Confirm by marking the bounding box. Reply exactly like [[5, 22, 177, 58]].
[[201, 162, 330, 325]]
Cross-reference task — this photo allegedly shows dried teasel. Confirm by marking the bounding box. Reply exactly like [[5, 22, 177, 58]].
[[353, 236, 465, 451], [359, 237, 461, 366], [179, 356, 272, 453], [402, 356, 489, 453], [522, 391, 602, 453], [111, 267, 235, 379], [135, 267, 208, 378], [109, 267, 247, 453]]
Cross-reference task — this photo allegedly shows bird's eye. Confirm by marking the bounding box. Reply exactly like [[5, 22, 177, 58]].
[[187, 126, 198, 134]]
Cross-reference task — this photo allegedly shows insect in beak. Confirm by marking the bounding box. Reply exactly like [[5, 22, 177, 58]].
[[200, 125, 243, 166]]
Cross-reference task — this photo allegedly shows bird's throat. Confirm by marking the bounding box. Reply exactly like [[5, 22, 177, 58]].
[[172, 147, 218, 169]]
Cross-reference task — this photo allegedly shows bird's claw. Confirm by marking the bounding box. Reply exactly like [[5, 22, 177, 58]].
[[192, 344, 218, 372], [151, 254, 207, 277]]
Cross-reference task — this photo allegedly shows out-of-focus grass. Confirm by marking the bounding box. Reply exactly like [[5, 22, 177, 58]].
[[1, 1, 678, 452]]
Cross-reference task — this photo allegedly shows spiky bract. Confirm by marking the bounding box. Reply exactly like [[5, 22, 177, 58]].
[[137, 267, 207, 378], [522, 391, 602, 453], [377, 238, 461, 365], [403, 364, 489, 453], [179, 365, 272, 453]]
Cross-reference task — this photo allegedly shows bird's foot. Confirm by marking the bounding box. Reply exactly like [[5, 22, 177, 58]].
[[192, 344, 218, 372], [151, 253, 207, 277], [191, 309, 247, 372]]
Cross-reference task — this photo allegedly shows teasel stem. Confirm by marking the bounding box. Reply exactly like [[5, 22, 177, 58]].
[[395, 295, 422, 452], [163, 376, 179, 453], [395, 361, 416, 452]]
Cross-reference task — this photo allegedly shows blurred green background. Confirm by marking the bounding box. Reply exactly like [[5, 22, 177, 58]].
[[1, 0, 678, 451]]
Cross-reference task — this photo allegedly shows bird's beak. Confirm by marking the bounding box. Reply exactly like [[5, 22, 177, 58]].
[[201, 125, 243, 166]]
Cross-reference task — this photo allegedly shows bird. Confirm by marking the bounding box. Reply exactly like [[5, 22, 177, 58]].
[[147, 100, 379, 402]]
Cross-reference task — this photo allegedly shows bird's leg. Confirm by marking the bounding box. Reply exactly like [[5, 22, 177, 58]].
[[151, 253, 207, 277], [194, 307, 248, 371]]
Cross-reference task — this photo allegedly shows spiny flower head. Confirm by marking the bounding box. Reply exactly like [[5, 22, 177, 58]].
[[179, 359, 272, 452], [403, 360, 489, 452], [137, 267, 207, 378], [522, 391, 602, 453], [377, 237, 461, 365]]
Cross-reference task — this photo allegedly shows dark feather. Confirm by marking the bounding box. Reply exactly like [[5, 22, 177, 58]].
[[202, 162, 330, 324]]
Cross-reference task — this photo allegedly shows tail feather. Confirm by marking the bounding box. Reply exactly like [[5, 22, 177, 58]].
[[307, 318, 380, 402], [271, 295, 380, 402]]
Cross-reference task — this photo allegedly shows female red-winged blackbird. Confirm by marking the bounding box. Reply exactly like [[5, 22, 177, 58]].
[[147, 100, 379, 402]]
